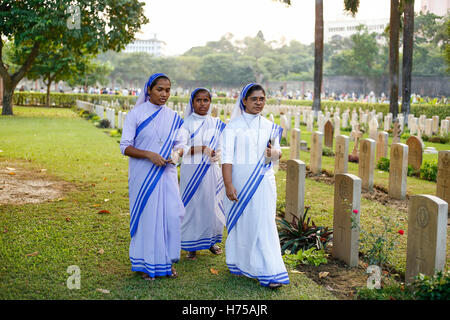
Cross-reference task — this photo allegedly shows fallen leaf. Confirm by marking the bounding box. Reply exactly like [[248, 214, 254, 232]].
[[103, 177, 107, 181], [65, 217, 71, 222], [8, 172, 16, 176], [96, 288, 110, 294], [104, 163, 110, 166], [26, 251, 39, 257], [40, 169, 47, 172], [319, 272, 329, 279], [91, 183, 96, 187], [291, 270, 305, 274], [98, 248, 104, 255], [91, 204, 101, 207], [97, 210, 111, 214], [210, 268, 219, 275]]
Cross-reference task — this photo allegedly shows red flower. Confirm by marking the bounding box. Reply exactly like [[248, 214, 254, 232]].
[[398, 230, 404, 235], [352, 209, 359, 214]]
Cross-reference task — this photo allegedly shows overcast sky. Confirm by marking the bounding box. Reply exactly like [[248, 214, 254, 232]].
[[138, 0, 422, 56]]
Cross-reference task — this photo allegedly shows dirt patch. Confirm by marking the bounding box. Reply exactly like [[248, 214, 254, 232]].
[[279, 159, 409, 213], [296, 256, 377, 300], [0, 160, 74, 205]]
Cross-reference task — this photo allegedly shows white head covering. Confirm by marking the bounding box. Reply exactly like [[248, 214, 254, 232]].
[[134, 72, 169, 108], [183, 87, 212, 119], [230, 83, 259, 120]]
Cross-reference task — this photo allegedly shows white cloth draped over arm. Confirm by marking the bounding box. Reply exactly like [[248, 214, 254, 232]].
[[221, 125, 236, 165], [119, 111, 137, 155]]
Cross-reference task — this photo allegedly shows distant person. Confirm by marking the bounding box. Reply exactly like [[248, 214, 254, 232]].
[[221, 83, 289, 289], [178, 88, 226, 260], [120, 73, 184, 280]]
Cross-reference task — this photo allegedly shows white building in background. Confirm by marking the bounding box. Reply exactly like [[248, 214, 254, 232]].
[[420, 0, 450, 16], [324, 18, 389, 42], [123, 33, 165, 56]]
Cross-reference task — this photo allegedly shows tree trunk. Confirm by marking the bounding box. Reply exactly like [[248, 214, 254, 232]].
[[0, 40, 40, 115], [1, 84, 14, 116], [46, 77, 52, 108], [313, 0, 323, 118], [401, 0, 414, 124], [389, 0, 400, 119]]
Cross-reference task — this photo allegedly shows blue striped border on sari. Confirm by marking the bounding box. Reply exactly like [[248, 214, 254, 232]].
[[227, 264, 290, 287], [181, 120, 226, 207], [181, 234, 223, 251], [129, 112, 183, 237], [225, 123, 282, 234]]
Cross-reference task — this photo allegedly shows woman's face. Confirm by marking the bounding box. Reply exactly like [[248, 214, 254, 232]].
[[243, 90, 265, 115], [148, 78, 171, 105], [192, 91, 211, 116]]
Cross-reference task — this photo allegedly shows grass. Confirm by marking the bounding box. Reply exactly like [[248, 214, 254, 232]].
[[1, 106, 448, 300], [0, 106, 335, 300]]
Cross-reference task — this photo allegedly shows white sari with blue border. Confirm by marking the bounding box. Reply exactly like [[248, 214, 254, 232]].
[[179, 114, 226, 251], [120, 101, 185, 277], [221, 113, 290, 287]]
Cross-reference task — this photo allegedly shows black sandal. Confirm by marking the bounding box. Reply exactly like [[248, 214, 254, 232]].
[[209, 244, 222, 255], [186, 251, 197, 260], [268, 283, 282, 289], [168, 266, 178, 279], [140, 272, 155, 281]]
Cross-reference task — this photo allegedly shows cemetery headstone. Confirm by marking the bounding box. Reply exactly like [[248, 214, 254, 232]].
[[376, 131, 389, 163], [324, 120, 334, 148], [285, 159, 306, 223], [359, 138, 376, 191], [332, 173, 361, 267], [334, 135, 349, 175], [436, 150, 450, 214], [405, 136, 423, 172], [290, 128, 301, 160], [405, 195, 448, 285], [310, 131, 323, 175], [388, 143, 409, 200]]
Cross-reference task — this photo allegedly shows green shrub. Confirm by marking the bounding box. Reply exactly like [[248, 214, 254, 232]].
[[283, 248, 328, 268], [322, 146, 335, 157], [420, 160, 438, 182], [412, 271, 450, 300], [376, 157, 390, 172], [407, 165, 418, 177], [96, 119, 111, 129], [356, 282, 414, 300], [278, 207, 333, 254]]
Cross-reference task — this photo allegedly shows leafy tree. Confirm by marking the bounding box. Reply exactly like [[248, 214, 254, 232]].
[[0, 0, 148, 115]]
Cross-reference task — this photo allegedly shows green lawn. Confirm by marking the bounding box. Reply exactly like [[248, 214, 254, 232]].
[[1, 106, 448, 300], [0, 106, 335, 300]]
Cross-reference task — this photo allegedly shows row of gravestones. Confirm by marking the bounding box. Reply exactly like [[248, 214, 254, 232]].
[[289, 127, 450, 206], [285, 160, 448, 285]]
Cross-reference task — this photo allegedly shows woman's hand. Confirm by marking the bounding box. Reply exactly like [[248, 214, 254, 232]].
[[167, 149, 182, 165], [146, 151, 167, 166], [225, 183, 238, 202], [264, 142, 281, 163]]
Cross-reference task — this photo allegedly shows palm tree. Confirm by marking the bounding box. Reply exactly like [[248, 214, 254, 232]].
[[312, 0, 324, 118], [389, 0, 401, 119], [401, 0, 415, 124]]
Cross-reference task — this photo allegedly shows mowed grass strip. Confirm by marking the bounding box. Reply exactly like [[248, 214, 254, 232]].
[[0, 106, 335, 300]]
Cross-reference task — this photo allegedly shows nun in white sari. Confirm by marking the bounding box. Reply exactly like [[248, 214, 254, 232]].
[[178, 88, 226, 259], [120, 73, 184, 279], [221, 83, 289, 289]]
